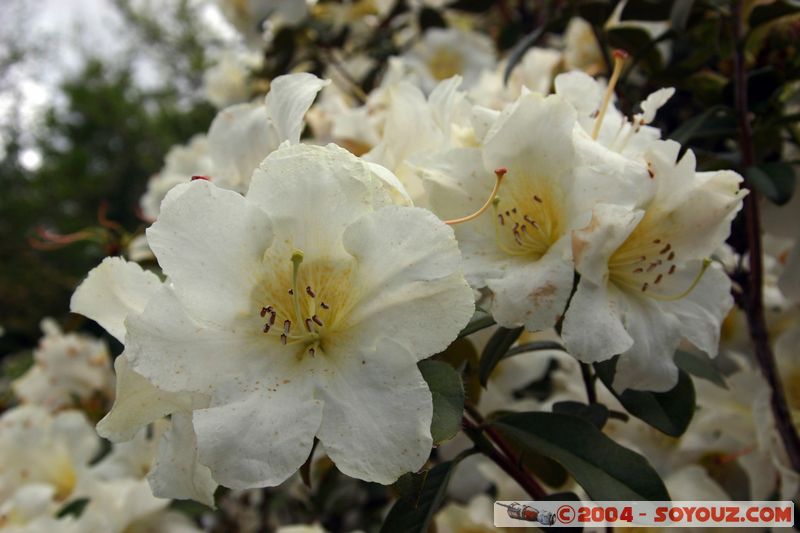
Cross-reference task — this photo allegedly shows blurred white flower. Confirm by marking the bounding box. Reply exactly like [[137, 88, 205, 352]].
[[203, 50, 261, 109], [402, 28, 495, 93], [12, 319, 113, 412]]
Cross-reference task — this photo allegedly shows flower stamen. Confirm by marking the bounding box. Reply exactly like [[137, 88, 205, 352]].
[[592, 49, 628, 140], [445, 167, 506, 225]]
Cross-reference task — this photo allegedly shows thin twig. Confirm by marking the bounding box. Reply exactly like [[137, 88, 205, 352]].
[[463, 405, 547, 499], [731, 0, 800, 472]]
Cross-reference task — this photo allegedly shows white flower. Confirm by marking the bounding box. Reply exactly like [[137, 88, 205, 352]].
[[563, 17, 604, 74], [425, 91, 646, 332], [73, 143, 473, 494], [12, 319, 113, 412], [402, 28, 496, 93], [0, 406, 99, 504], [469, 47, 562, 110], [141, 135, 214, 221], [563, 140, 746, 391], [203, 50, 261, 109], [554, 69, 674, 161], [140, 73, 329, 218], [215, 0, 308, 42], [364, 75, 469, 204]]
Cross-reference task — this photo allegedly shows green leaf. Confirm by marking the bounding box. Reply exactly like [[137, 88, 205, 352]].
[[419, 360, 465, 444], [56, 498, 90, 519], [503, 26, 546, 84], [674, 350, 727, 388], [606, 26, 663, 72], [746, 163, 796, 205], [458, 310, 496, 339], [446, 0, 495, 12], [381, 461, 458, 533], [619, 0, 672, 20], [577, 0, 614, 26], [669, 0, 695, 32], [478, 326, 524, 386], [594, 356, 695, 437], [552, 401, 610, 429], [667, 105, 735, 145], [491, 412, 670, 501], [419, 7, 447, 30], [749, 0, 800, 28]]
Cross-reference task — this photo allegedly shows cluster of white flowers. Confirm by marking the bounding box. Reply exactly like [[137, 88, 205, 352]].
[[8, 1, 800, 529]]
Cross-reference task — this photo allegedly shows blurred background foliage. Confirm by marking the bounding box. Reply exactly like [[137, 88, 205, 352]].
[[0, 0, 216, 353]]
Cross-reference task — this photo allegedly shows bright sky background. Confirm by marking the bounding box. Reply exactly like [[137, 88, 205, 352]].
[[0, 0, 233, 165]]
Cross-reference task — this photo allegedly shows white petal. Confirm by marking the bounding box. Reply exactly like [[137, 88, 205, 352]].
[[341, 205, 475, 361], [97, 354, 208, 442], [148, 413, 218, 507], [612, 292, 682, 392], [486, 238, 575, 331], [639, 87, 675, 124], [315, 338, 432, 484], [483, 92, 576, 186], [125, 287, 277, 396], [571, 203, 645, 285], [246, 144, 393, 258], [562, 279, 633, 363], [70, 257, 161, 343], [193, 380, 322, 489], [146, 180, 273, 324], [661, 263, 732, 357], [264, 73, 330, 145], [207, 103, 274, 190]]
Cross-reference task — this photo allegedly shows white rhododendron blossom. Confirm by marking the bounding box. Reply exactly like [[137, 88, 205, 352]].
[[563, 141, 746, 391], [72, 143, 474, 497], [402, 28, 496, 93], [141, 73, 328, 218], [12, 319, 113, 412], [426, 91, 646, 332]]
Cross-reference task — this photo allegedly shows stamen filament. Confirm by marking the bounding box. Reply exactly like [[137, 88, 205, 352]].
[[445, 168, 506, 226], [592, 49, 628, 140], [639, 259, 712, 302], [290, 250, 305, 328]]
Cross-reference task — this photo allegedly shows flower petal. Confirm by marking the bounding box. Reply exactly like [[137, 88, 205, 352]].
[[96, 354, 208, 442], [315, 338, 432, 484], [486, 238, 574, 331], [148, 412, 218, 507], [193, 381, 322, 489], [341, 205, 475, 360], [264, 73, 330, 145], [70, 257, 162, 343], [146, 180, 273, 324]]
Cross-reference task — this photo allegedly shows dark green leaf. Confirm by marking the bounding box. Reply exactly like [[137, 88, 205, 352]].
[[458, 310, 495, 339], [446, 0, 495, 12], [667, 105, 734, 145], [594, 356, 695, 437], [419, 7, 447, 30], [56, 498, 90, 519], [479, 326, 524, 386], [577, 0, 614, 26], [491, 412, 670, 501], [503, 26, 546, 84], [381, 461, 458, 533], [619, 0, 672, 20], [552, 401, 610, 429], [606, 26, 663, 72], [749, 0, 800, 28], [419, 360, 465, 444], [746, 163, 796, 205], [674, 350, 727, 388], [669, 0, 695, 32]]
